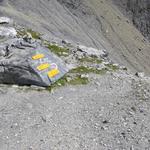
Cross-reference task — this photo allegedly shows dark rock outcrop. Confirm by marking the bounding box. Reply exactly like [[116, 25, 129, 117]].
[[112, 0, 150, 40]]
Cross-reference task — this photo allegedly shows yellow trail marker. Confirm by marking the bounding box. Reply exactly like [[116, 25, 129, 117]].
[[48, 69, 60, 78], [37, 63, 50, 71], [32, 54, 45, 60]]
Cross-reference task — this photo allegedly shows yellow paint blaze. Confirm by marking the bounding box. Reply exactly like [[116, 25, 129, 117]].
[[32, 54, 45, 60], [48, 69, 60, 78], [37, 63, 50, 71]]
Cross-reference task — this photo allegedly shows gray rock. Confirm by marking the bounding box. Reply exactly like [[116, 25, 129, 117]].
[[0, 27, 17, 37], [0, 38, 68, 87], [77, 45, 108, 58], [112, 0, 150, 40], [135, 72, 145, 78]]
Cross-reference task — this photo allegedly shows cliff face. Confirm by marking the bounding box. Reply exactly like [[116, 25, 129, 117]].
[[112, 0, 150, 40]]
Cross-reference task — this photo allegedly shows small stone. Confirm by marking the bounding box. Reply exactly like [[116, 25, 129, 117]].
[[121, 132, 126, 138], [41, 116, 46, 123], [23, 33, 34, 43], [57, 83, 62, 86], [138, 48, 142, 51], [12, 85, 19, 88], [81, 74, 89, 78], [102, 120, 109, 124], [66, 77, 72, 82], [40, 139, 44, 142], [120, 66, 127, 70], [103, 61, 110, 65], [95, 82, 100, 86], [62, 52, 68, 55], [113, 63, 119, 67], [58, 97, 63, 100], [135, 72, 145, 78], [14, 123, 18, 127], [62, 39, 71, 45], [131, 106, 136, 112]]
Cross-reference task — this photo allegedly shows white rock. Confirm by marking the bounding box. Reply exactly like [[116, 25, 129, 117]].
[[30, 85, 45, 90], [113, 63, 119, 67], [81, 74, 89, 78], [66, 64, 76, 70], [0, 17, 11, 24], [135, 72, 145, 78], [103, 61, 110, 65], [12, 85, 19, 88], [0, 27, 17, 37], [77, 45, 108, 58]]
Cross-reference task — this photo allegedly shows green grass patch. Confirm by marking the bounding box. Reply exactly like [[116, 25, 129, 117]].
[[47, 44, 69, 57], [26, 29, 41, 39], [47, 74, 89, 91], [70, 66, 108, 75], [17, 29, 41, 39], [47, 75, 68, 91], [69, 75, 89, 85], [47, 63, 119, 92], [105, 64, 119, 71]]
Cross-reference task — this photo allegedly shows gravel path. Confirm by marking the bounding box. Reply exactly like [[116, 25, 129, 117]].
[[0, 72, 150, 150]]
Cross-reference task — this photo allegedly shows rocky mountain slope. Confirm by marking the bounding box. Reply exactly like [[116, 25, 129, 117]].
[[0, 0, 150, 74], [0, 0, 150, 150], [112, 0, 150, 40]]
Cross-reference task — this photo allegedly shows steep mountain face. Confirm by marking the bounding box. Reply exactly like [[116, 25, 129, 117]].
[[0, 0, 150, 74], [112, 0, 150, 40]]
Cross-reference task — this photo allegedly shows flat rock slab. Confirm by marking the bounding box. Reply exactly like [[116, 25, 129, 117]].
[[30, 45, 68, 86]]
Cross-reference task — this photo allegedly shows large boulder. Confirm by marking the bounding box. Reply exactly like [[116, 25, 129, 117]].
[[0, 38, 68, 87]]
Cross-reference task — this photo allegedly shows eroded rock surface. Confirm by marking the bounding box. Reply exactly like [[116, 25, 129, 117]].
[[112, 0, 150, 40]]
